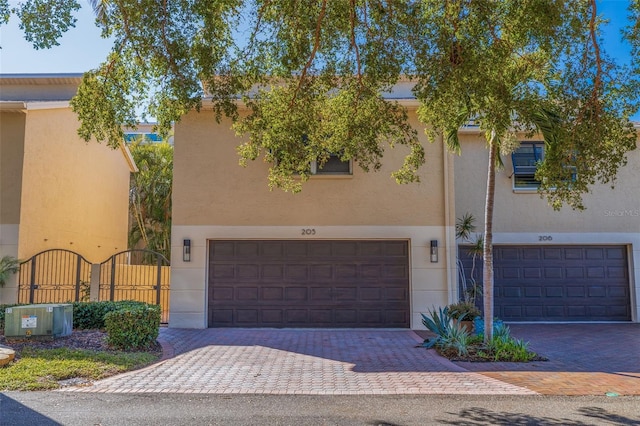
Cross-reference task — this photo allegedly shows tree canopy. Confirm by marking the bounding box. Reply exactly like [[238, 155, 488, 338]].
[[4, 0, 639, 338]]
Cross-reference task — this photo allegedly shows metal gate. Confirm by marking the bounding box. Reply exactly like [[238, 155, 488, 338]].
[[18, 249, 92, 304], [99, 250, 170, 323], [17, 249, 170, 323]]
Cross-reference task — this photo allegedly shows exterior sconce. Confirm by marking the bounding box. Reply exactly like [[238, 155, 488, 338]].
[[430, 240, 438, 263], [183, 239, 191, 262]]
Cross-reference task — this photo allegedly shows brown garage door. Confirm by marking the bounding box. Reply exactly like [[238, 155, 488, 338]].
[[459, 245, 631, 321], [208, 240, 410, 327]]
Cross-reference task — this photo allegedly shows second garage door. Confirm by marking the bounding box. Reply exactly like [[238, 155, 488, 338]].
[[459, 245, 631, 321], [208, 240, 410, 327]]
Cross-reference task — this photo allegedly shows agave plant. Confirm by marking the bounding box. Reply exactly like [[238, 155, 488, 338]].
[[0, 256, 20, 287], [420, 306, 454, 349]]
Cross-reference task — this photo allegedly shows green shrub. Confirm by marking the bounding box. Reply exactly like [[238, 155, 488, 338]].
[[447, 301, 481, 320], [105, 304, 160, 351], [73, 301, 151, 330], [481, 325, 537, 362]]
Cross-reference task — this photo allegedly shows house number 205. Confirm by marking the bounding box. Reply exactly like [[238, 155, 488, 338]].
[[538, 235, 553, 241], [302, 229, 316, 235]]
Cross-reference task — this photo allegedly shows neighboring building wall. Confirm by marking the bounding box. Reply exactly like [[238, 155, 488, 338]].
[[171, 107, 457, 328], [0, 112, 25, 301], [0, 112, 25, 253], [454, 130, 640, 321], [17, 107, 131, 263]]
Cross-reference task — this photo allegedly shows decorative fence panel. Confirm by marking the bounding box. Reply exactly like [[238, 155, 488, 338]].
[[99, 250, 171, 323], [18, 249, 92, 304], [18, 249, 170, 323]]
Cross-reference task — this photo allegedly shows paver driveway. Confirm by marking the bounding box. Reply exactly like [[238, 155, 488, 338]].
[[59, 329, 535, 395], [457, 323, 640, 396]]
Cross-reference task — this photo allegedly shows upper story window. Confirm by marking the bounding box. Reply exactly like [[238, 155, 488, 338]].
[[311, 153, 352, 175], [511, 142, 544, 190]]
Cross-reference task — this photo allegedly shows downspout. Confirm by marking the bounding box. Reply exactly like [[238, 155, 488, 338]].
[[441, 134, 457, 304]]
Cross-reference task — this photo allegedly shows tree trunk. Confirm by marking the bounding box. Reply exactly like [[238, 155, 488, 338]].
[[483, 131, 497, 343]]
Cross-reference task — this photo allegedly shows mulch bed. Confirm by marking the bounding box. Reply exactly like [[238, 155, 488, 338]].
[[0, 330, 162, 359]]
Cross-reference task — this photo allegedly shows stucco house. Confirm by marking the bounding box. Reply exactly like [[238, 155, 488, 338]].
[[0, 74, 136, 304], [169, 83, 639, 329]]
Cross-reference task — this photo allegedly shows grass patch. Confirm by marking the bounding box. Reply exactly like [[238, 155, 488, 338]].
[[0, 347, 159, 391]]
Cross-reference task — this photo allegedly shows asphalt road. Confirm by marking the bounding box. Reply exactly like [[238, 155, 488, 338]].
[[1, 393, 639, 425]]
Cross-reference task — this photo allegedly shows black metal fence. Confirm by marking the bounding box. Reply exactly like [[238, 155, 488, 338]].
[[18, 249, 92, 304], [18, 249, 170, 323]]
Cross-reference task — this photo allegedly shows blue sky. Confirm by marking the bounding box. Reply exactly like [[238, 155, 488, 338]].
[[0, 1, 634, 73], [0, 1, 636, 119]]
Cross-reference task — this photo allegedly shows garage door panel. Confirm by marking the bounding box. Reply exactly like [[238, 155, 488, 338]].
[[544, 267, 563, 279], [261, 310, 283, 323], [212, 287, 234, 301], [237, 287, 259, 300], [566, 268, 584, 279], [311, 264, 333, 280], [545, 286, 563, 297], [585, 248, 604, 259], [543, 248, 563, 260], [460, 244, 630, 321], [335, 309, 358, 323], [285, 287, 308, 301], [237, 310, 259, 323], [606, 247, 625, 259], [587, 267, 605, 278], [361, 287, 382, 301], [588, 286, 607, 297], [522, 248, 542, 260], [336, 265, 357, 279], [311, 287, 332, 301], [608, 267, 627, 279], [336, 287, 357, 301], [334, 242, 358, 257], [210, 241, 235, 257], [286, 265, 309, 281], [523, 268, 542, 279], [262, 241, 285, 257], [211, 309, 233, 324], [262, 287, 284, 301], [503, 287, 522, 298], [385, 241, 408, 256], [236, 242, 260, 257], [209, 240, 410, 327]]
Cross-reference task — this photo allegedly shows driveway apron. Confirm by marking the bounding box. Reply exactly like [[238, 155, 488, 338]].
[[457, 323, 640, 396], [58, 329, 535, 395]]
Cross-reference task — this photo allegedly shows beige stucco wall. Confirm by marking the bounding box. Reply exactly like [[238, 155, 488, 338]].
[[17, 107, 131, 263], [173, 110, 446, 227], [454, 131, 640, 322], [454, 132, 640, 233], [0, 112, 26, 225], [171, 107, 458, 328]]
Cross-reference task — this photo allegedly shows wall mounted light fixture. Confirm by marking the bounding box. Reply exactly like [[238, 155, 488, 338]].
[[183, 239, 191, 262], [430, 240, 438, 263]]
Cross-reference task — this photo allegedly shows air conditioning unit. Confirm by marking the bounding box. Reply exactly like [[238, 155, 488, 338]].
[[4, 304, 73, 339]]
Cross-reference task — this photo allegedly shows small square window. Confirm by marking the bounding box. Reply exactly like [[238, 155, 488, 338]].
[[312, 153, 352, 175]]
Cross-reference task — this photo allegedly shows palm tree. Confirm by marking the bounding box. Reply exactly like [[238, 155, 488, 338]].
[[128, 138, 173, 261]]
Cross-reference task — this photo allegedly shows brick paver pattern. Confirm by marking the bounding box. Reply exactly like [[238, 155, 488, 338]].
[[59, 329, 536, 395], [457, 324, 640, 396]]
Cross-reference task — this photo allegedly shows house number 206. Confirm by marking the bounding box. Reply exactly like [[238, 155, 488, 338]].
[[538, 235, 553, 241], [302, 229, 316, 235]]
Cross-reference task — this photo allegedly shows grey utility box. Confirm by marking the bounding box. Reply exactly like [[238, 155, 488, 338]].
[[4, 304, 73, 338]]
